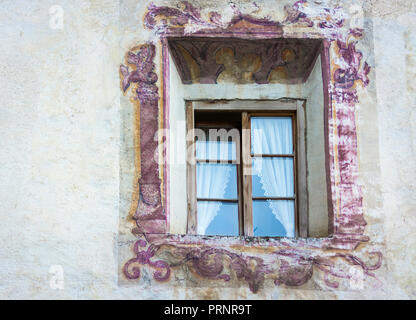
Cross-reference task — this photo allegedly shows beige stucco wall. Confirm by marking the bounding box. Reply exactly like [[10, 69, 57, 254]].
[[0, 0, 415, 299]]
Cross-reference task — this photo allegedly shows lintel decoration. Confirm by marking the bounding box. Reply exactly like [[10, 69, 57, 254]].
[[168, 37, 322, 84]]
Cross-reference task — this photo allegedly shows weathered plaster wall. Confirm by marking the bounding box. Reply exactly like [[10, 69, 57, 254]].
[[0, 0, 415, 299], [371, 2, 416, 297]]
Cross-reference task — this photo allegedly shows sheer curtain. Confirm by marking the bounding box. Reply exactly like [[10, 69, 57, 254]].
[[195, 140, 234, 235], [251, 118, 295, 237], [251, 117, 293, 155], [196, 140, 236, 161]]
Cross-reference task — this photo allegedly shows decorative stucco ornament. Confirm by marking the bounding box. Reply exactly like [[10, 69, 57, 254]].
[[120, 0, 382, 293]]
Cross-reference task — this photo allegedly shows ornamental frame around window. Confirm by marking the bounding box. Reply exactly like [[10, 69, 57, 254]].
[[186, 100, 308, 238], [120, 1, 381, 293]]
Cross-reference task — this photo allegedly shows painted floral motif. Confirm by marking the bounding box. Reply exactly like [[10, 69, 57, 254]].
[[123, 236, 382, 293], [145, 1, 216, 30], [332, 30, 371, 104], [274, 249, 382, 289], [283, 0, 314, 27], [124, 239, 171, 281]]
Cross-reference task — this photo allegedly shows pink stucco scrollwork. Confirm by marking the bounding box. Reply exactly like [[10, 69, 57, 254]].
[[124, 239, 171, 281], [120, 43, 166, 235]]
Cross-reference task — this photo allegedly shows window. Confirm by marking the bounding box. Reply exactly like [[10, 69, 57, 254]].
[[186, 100, 307, 238]]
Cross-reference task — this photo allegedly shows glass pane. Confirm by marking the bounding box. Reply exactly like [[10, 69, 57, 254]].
[[196, 140, 236, 161], [251, 117, 293, 155], [196, 163, 237, 199], [253, 200, 295, 237], [252, 157, 294, 197], [197, 201, 239, 236]]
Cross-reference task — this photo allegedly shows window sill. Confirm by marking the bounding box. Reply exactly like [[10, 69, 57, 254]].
[[148, 232, 369, 251]]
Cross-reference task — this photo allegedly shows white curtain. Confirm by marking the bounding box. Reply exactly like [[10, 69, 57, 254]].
[[196, 163, 232, 235], [251, 117, 293, 154], [251, 117, 295, 237], [196, 202, 222, 235], [196, 140, 236, 161]]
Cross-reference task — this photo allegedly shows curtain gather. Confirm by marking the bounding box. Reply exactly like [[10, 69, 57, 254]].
[[196, 163, 233, 234]]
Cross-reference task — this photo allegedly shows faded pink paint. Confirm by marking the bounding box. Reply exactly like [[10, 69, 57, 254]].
[[120, 44, 166, 235]]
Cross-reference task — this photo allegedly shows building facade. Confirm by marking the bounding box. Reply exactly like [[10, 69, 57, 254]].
[[0, 0, 415, 299]]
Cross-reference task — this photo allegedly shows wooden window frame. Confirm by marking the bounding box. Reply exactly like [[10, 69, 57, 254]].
[[186, 100, 307, 238]]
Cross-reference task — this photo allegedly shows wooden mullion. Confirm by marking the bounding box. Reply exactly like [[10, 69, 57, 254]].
[[195, 122, 239, 129], [252, 197, 296, 201], [195, 159, 237, 164], [249, 112, 295, 116], [242, 112, 253, 236], [197, 198, 238, 203], [186, 101, 197, 234], [297, 100, 308, 237], [236, 128, 244, 236], [251, 154, 294, 158], [292, 113, 298, 237], [193, 100, 298, 112]]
